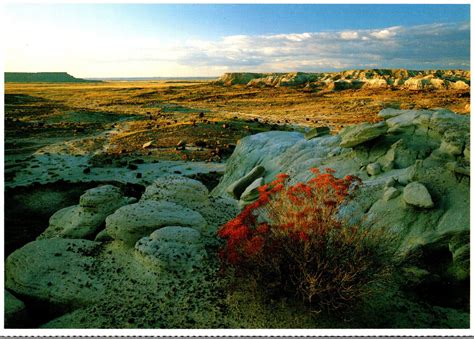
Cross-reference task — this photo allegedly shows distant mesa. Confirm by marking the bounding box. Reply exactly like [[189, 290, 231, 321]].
[[5, 72, 101, 83], [216, 69, 470, 91]]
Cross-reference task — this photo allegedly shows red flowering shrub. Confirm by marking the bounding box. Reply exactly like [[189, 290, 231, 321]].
[[218, 168, 395, 311]]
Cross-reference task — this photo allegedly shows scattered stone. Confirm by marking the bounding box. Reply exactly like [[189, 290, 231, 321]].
[[304, 126, 330, 140], [403, 182, 434, 208], [383, 187, 401, 201], [385, 177, 396, 188], [142, 141, 153, 149], [367, 162, 381, 176], [446, 161, 470, 176]]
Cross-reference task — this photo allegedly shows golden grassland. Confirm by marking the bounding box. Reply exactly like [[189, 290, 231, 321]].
[[5, 80, 470, 162]]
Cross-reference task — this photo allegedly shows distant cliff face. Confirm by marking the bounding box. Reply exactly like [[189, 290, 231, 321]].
[[216, 69, 470, 91], [5, 72, 100, 83]]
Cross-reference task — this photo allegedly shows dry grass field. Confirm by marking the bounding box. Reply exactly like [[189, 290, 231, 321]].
[[5, 80, 470, 164]]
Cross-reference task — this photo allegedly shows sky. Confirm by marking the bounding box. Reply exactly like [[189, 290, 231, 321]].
[[3, 4, 471, 78]]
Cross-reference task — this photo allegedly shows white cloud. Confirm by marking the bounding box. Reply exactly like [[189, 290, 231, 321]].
[[5, 19, 469, 76], [340, 31, 359, 40], [370, 29, 397, 39], [177, 21, 469, 73]]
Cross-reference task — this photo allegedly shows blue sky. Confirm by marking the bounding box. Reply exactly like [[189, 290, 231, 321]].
[[4, 4, 470, 77]]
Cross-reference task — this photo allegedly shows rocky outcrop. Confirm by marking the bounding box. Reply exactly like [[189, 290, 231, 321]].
[[135, 226, 207, 273], [105, 200, 208, 246], [5, 239, 105, 309], [304, 126, 331, 140], [216, 69, 470, 91], [339, 121, 388, 148], [212, 108, 470, 291], [5, 172, 239, 328], [140, 176, 210, 211], [226, 165, 265, 200], [39, 185, 132, 240]]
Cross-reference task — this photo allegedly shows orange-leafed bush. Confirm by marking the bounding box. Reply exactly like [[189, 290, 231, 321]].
[[218, 168, 395, 311]]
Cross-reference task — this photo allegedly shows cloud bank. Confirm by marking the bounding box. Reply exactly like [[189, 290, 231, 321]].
[[178, 21, 470, 72]]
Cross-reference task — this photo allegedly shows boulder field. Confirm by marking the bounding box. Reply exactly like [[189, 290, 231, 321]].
[[4, 108, 469, 328]]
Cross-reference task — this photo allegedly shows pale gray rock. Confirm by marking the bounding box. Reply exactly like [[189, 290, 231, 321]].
[[304, 126, 330, 140], [378, 108, 406, 120], [212, 108, 469, 288], [142, 141, 153, 149], [106, 200, 208, 246], [141, 175, 210, 211], [39, 185, 130, 239], [135, 226, 206, 273], [5, 239, 104, 309], [439, 130, 466, 156], [367, 162, 381, 176], [226, 165, 265, 199], [199, 196, 240, 235], [240, 177, 264, 203], [385, 177, 396, 188], [403, 182, 434, 208], [383, 187, 401, 201], [94, 228, 113, 242], [339, 121, 388, 148]]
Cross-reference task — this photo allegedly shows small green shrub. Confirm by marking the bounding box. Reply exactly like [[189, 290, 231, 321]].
[[218, 168, 396, 312]]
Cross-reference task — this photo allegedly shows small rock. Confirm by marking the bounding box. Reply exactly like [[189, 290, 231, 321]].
[[367, 162, 381, 176], [176, 140, 186, 150], [142, 141, 153, 149], [383, 187, 400, 201], [385, 177, 396, 188], [403, 182, 434, 208], [83, 167, 91, 174]]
